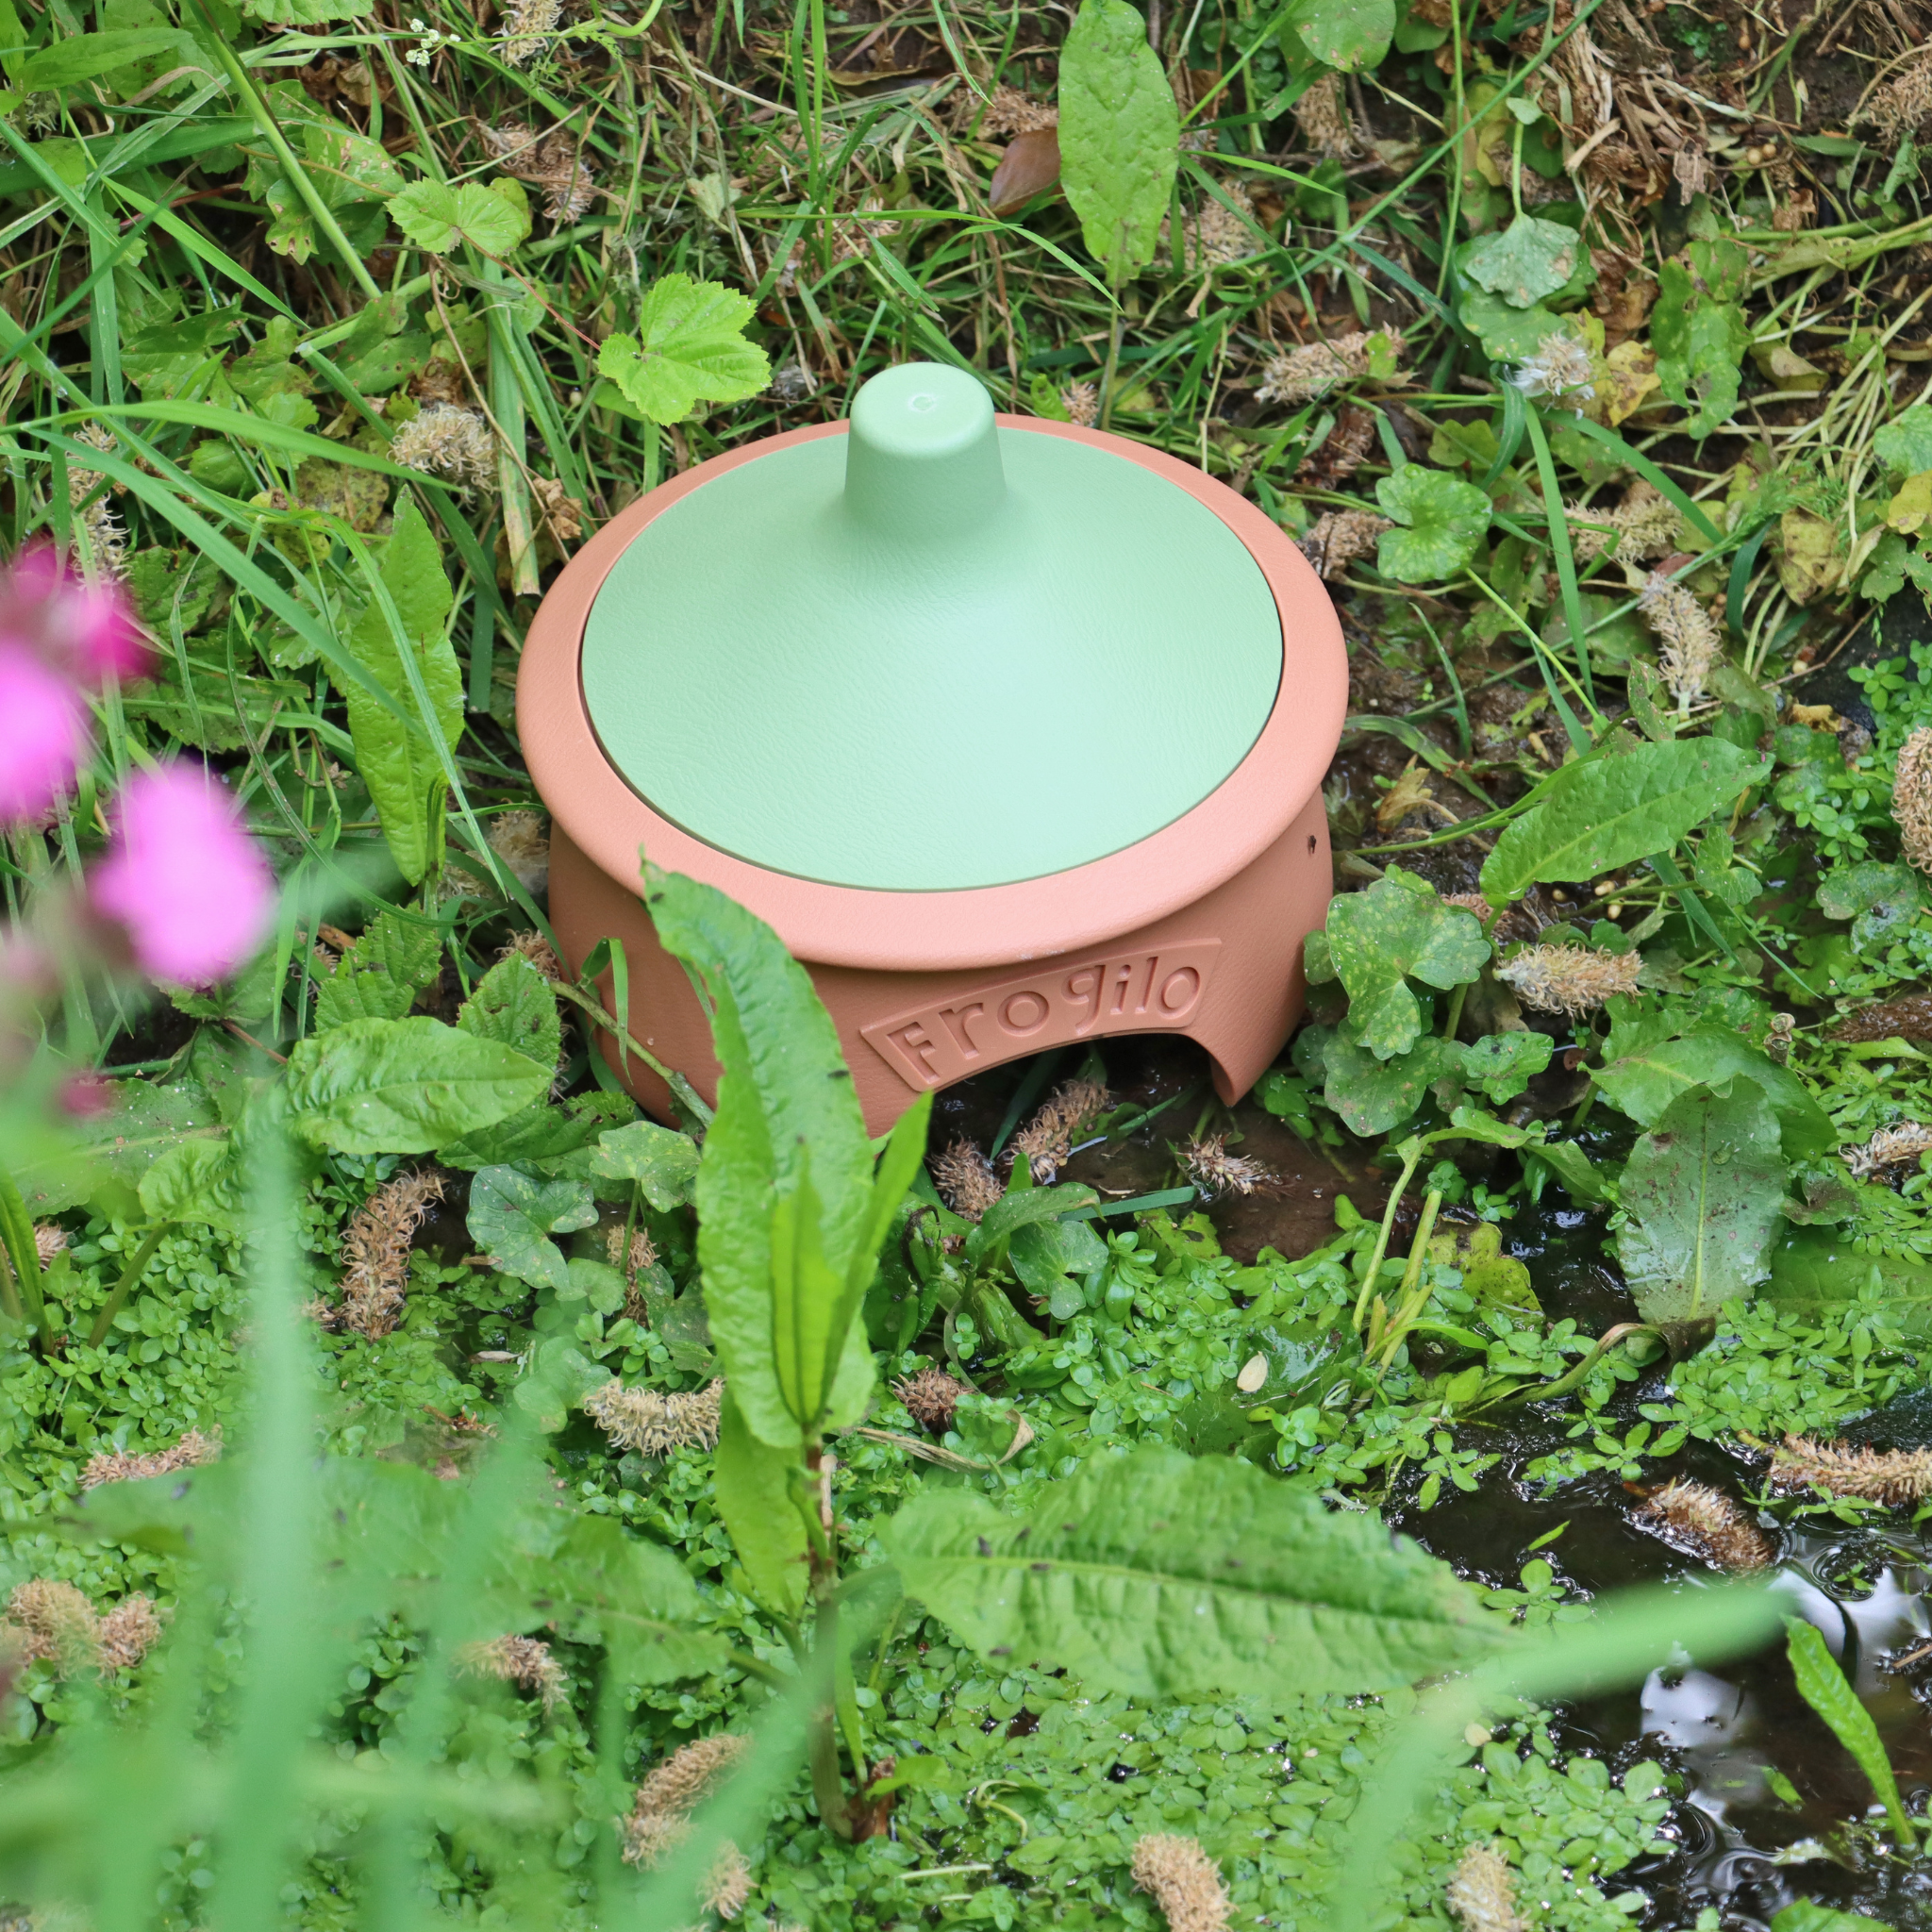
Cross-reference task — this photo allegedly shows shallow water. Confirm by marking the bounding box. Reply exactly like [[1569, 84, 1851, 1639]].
[[941, 1039, 1932, 1929]]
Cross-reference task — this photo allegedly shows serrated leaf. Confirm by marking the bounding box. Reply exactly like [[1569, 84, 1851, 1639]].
[[1784, 1616, 1912, 1840], [883, 1447, 1501, 1701], [1284, 0, 1393, 69], [1481, 739, 1768, 906], [1324, 868, 1490, 1059], [137, 1136, 241, 1233], [1612, 1082, 1785, 1324], [458, 955, 561, 1070], [1460, 212, 1577, 308], [591, 1119, 701, 1209], [287, 1016, 551, 1156], [387, 178, 528, 257], [1375, 466, 1492, 583], [341, 494, 461, 886], [439, 1090, 633, 1173], [314, 909, 442, 1030], [467, 1165, 597, 1291], [596, 273, 771, 425], [1057, 0, 1180, 280]]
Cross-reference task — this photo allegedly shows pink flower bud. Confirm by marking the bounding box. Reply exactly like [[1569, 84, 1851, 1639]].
[[0, 641, 90, 822], [90, 766, 275, 989], [57, 1071, 113, 1119], [66, 577, 149, 683], [0, 542, 151, 686]]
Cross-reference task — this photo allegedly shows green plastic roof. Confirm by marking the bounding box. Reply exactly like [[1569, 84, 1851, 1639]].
[[581, 363, 1282, 891]]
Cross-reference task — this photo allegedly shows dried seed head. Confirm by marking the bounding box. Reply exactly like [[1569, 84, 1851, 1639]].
[[1639, 571, 1724, 716], [582, 1378, 724, 1457], [702, 1841, 754, 1920], [1508, 330, 1595, 404], [929, 1137, 1001, 1221], [338, 1170, 446, 1339], [80, 1425, 221, 1491], [1291, 71, 1357, 156], [1864, 53, 1932, 139], [1060, 381, 1099, 427], [68, 423, 128, 576], [623, 1732, 755, 1865], [457, 1633, 566, 1709], [606, 1223, 658, 1288], [1295, 403, 1378, 489], [390, 404, 495, 493], [1633, 1478, 1774, 1572], [1894, 727, 1932, 875], [487, 808, 551, 893], [977, 84, 1058, 135], [1774, 1435, 1932, 1505], [1256, 330, 1405, 407], [1008, 1078, 1113, 1182], [1130, 1833, 1230, 1932], [1180, 1134, 1277, 1198], [95, 1594, 163, 1670], [1832, 993, 1932, 1044], [500, 929, 565, 981], [4, 1580, 99, 1672], [1844, 1121, 1932, 1178], [497, 0, 561, 64], [1570, 481, 1682, 562], [476, 120, 598, 224], [1495, 943, 1641, 1017], [1446, 1841, 1526, 1932], [32, 1224, 65, 1267], [1160, 181, 1258, 270], [1299, 508, 1393, 581], [894, 1367, 967, 1433]]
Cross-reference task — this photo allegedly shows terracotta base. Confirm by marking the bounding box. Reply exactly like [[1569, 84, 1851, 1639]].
[[552, 791, 1333, 1136]]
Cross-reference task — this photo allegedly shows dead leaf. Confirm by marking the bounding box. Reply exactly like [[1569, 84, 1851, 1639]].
[[1748, 341, 1828, 393], [1595, 340, 1659, 426], [1889, 471, 1932, 536], [1776, 508, 1842, 604], [989, 129, 1060, 215]]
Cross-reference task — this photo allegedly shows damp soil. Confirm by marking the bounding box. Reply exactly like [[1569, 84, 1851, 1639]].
[[945, 1038, 1932, 1930]]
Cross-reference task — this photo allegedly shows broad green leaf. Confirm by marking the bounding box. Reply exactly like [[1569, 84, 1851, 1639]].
[[1612, 1083, 1785, 1324], [1768, 1228, 1932, 1336], [1459, 291, 1570, 362], [596, 273, 771, 425], [1460, 213, 1577, 309], [513, 1335, 609, 1431], [287, 1016, 551, 1156], [313, 909, 442, 1030], [1457, 1029, 1553, 1104], [1310, 1028, 1457, 1137], [242, 90, 401, 263], [341, 494, 461, 886], [1874, 402, 1932, 477], [1481, 739, 1768, 906], [1816, 859, 1924, 952], [238, 0, 371, 21], [13, 1078, 220, 1214], [965, 1180, 1102, 1265], [467, 1165, 596, 1291], [1592, 1001, 1833, 1159], [883, 1447, 1502, 1701], [1784, 1617, 1912, 1840], [1324, 868, 1490, 1059], [591, 1119, 702, 1209], [644, 868, 876, 1450], [1531, 1136, 1607, 1203], [1652, 258, 1747, 439], [1772, 1906, 1892, 1932], [19, 27, 187, 88], [137, 1136, 241, 1233], [1284, 0, 1392, 69], [1057, 0, 1180, 281], [714, 1385, 808, 1617], [1374, 466, 1492, 583], [439, 1091, 633, 1173], [1009, 1214, 1108, 1299], [387, 179, 529, 257], [458, 955, 561, 1070]]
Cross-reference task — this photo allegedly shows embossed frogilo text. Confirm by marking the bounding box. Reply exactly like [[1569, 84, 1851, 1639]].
[[860, 943, 1220, 1092]]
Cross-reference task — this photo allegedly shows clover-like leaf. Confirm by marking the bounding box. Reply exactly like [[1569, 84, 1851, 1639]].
[[1374, 466, 1492, 584], [1460, 213, 1577, 309], [596, 273, 771, 425], [388, 179, 530, 257]]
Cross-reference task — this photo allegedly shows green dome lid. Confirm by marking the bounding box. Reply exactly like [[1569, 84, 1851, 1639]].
[[581, 363, 1283, 892]]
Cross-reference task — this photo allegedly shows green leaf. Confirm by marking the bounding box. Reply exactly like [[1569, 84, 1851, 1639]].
[[313, 910, 442, 1030], [1481, 739, 1768, 906], [287, 1016, 552, 1156], [387, 179, 528, 257], [1324, 868, 1490, 1059], [512, 1335, 609, 1432], [591, 1119, 702, 1210], [1459, 291, 1570, 362], [965, 1180, 1102, 1266], [467, 1165, 596, 1291], [439, 1091, 633, 1174], [1772, 1905, 1893, 1932], [883, 1447, 1502, 1701], [643, 868, 877, 1450], [1460, 213, 1578, 309], [1784, 1617, 1913, 1840], [714, 1385, 808, 1617], [1374, 466, 1492, 583], [1315, 1029, 1457, 1137], [1612, 1083, 1786, 1324], [1652, 259, 1748, 439], [458, 955, 561, 1070], [1816, 859, 1924, 952], [18, 27, 187, 88], [595, 273, 771, 425], [1009, 1214, 1108, 1297], [137, 1137, 241, 1233], [341, 494, 461, 886], [1457, 1029, 1554, 1104], [13, 1078, 221, 1214], [1874, 402, 1932, 477], [1057, 0, 1180, 281], [1284, 0, 1393, 69]]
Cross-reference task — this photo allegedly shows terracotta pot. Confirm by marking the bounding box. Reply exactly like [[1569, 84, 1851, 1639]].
[[520, 363, 1346, 1133]]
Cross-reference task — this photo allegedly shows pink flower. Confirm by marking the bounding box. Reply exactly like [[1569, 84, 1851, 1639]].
[[4, 545, 150, 684], [90, 766, 275, 988], [0, 641, 91, 821]]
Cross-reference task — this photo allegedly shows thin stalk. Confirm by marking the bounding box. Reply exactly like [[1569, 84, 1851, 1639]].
[[88, 1223, 170, 1349], [1375, 1188, 1444, 1370], [1502, 1323, 1658, 1407], [1352, 1138, 1424, 1335]]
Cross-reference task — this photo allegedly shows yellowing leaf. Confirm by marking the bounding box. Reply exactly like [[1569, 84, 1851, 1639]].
[[1776, 507, 1842, 604], [1888, 471, 1932, 536], [1600, 340, 1660, 427]]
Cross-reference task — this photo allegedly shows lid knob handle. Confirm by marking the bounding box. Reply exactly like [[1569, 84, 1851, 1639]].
[[843, 362, 1005, 537]]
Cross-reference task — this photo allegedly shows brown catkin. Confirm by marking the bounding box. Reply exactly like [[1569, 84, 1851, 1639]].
[[702, 1842, 754, 1920], [1180, 1134, 1277, 1198], [1299, 509, 1393, 581], [1446, 1841, 1527, 1932], [3, 1580, 99, 1671], [1773, 1435, 1932, 1505], [501, 929, 565, 981], [623, 1733, 754, 1867], [1865, 52, 1932, 138], [1255, 330, 1405, 407], [95, 1595, 163, 1670], [1832, 993, 1932, 1043], [497, 0, 560, 64], [894, 1368, 968, 1433], [476, 121, 597, 223], [1893, 728, 1932, 874], [1495, 944, 1642, 1017], [929, 1138, 1001, 1221], [80, 1425, 221, 1491], [1632, 1478, 1774, 1572], [338, 1170, 446, 1338], [457, 1634, 567, 1710], [1008, 1078, 1113, 1182], [487, 809, 550, 893], [1291, 71, 1357, 156], [1130, 1834, 1231, 1932], [1060, 381, 1099, 426], [582, 1378, 724, 1457], [1570, 482, 1681, 561], [390, 404, 495, 492], [1844, 1122, 1932, 1178], [1639, 572, 1723, 715]]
